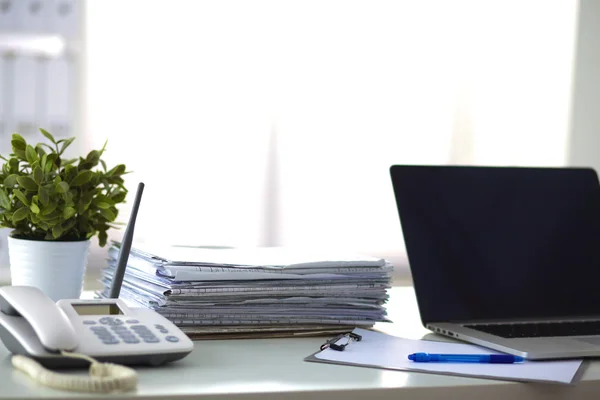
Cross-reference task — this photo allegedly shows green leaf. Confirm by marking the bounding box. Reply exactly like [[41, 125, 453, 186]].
[[55, 181, 70, 194], [71, 170, 93, 186], [30, 203, 40, 214], [63, 207, 76, 219], [58, 137, 76, 155], [98, 230, 108, 247], [47, 153, 58, 166], [64, 165, 77, 182], [13, 148, 26, 161], [63, 218, 76, 232], [38, 143, 55, 153], [111, 191, 127, 203], [0, 190, 11, 210], [33, 166, 44, 184], [35, 144, 47, 157], [61, 158, 77, 167], [26, 144, 38, 164], [12, 207, 29, 223], [39, 128, 56, 144], [99, 208, 116, 221], [8, 157, 19, 172], [40, 153, 47, 169], [63, 190, 74, 207], [106, 164, 126, 177], [38, 186, 49, 206], [13, 190, 30, 206], [52, 224, 63, 239], [96, 202, 111, 209], [11, 134, 26, 151], [4, 174, 18, 188], [94, 195, 115, 206], [40, 201, 58, 216], [16, 176, 38, 191]]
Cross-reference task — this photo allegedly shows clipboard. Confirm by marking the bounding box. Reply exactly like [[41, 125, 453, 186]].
[[304, 328, 585, 385]]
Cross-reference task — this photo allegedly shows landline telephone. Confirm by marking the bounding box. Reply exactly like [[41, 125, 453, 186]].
[[0, 183, 194, 393]]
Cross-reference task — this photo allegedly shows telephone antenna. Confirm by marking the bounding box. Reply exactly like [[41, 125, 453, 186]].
[[108, 182, 144, 298]]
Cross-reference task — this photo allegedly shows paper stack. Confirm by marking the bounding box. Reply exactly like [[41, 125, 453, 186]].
[[99, 243, 393, 339]]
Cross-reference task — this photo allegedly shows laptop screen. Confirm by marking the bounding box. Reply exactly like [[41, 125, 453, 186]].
[[390, 165, 600, 324]]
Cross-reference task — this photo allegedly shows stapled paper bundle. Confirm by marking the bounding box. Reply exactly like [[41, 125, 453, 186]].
[[99, 243, 393, 338]]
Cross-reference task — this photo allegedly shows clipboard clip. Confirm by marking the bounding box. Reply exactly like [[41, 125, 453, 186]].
[[320, 332, 362, 351]]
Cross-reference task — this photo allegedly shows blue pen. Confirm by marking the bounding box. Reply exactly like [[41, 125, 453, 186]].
[[408, 352, 524, 363]]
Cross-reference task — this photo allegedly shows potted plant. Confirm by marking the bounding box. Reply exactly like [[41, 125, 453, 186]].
[[0, 129, 128, 301]]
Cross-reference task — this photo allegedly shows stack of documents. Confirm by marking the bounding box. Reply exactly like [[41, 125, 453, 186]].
[[99, 243, 393, 338]]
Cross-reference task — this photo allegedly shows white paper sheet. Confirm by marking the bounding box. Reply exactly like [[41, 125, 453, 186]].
[[309, 328, 583, 385]]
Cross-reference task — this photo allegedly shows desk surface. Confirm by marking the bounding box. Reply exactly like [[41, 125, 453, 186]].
[[1, 287, 600, 400]]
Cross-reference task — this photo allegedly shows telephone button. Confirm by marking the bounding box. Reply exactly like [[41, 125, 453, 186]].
[[123, 338, 140, 344], [110, 326, 128, 331], [83, 320, 96, 325], [90, 326, 106, 332], [165, 336, 180, 343], [102, 339, 120, 345], [130, 325, 148, 330], [143, 337, 160, 343], [117, 331, 136, 339], [126, 319, 139, 324], [97, 333, 116, 340]]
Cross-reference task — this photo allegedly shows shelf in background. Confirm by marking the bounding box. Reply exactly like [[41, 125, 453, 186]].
[[0, 33, 79, 57]]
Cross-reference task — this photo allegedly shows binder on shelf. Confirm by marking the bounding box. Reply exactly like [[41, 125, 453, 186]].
[[49, 0, 79, 38], [44, 55, 71, 138], [12, 54, 37, 137], [1, 54, 17, 142], [19, 0, 51, 34], [0, 54, 5, 138], [0, 0, 18, 32]]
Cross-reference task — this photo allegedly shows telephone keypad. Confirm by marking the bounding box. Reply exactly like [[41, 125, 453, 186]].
[[87, 320, 182, 346]]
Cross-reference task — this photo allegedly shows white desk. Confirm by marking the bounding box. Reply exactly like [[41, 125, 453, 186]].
[[1, 287, 600, 399]]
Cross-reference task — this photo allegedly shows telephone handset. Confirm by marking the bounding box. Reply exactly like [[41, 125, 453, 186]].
[[0, 285, 78, 353]]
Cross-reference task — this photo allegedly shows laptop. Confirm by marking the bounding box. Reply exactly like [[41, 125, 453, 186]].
[[390, 165, 600, 360]]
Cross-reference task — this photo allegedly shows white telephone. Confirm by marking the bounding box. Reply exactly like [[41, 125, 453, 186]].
[[0, 183, 194, 393], [0, 285, 193, 367]]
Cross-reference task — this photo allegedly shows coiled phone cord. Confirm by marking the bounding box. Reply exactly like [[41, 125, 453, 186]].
[[11, 351, 138, 393]]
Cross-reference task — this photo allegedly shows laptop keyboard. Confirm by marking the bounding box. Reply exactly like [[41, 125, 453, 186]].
[[464, 321, 600, 338]]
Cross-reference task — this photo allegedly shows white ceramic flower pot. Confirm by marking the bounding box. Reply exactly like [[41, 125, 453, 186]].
[[7, 236, 91, 301]]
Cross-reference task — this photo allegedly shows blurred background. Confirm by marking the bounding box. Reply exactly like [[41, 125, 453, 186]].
[[0, 0, 598, 288]]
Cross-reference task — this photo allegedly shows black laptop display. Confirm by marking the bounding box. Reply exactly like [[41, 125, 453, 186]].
[[390, 166, 600, 326]]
